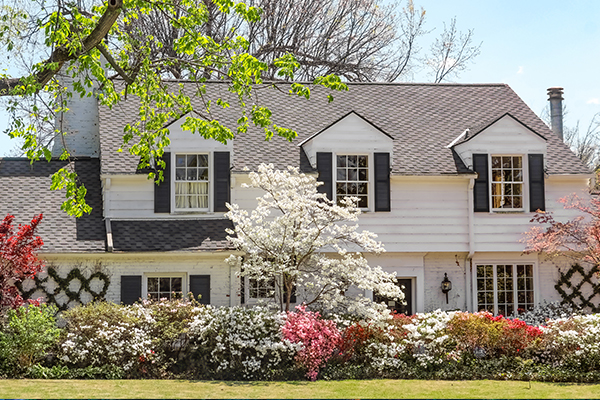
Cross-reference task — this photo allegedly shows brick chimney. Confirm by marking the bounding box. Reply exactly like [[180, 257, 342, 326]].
[[547, 87, 564, 141]]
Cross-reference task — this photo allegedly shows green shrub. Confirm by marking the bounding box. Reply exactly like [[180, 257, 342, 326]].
[[0, 303, 61, 376]]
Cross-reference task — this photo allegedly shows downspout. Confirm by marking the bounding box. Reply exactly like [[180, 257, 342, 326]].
[[466, 176, 475, 311], [105, 218, 113, 252]]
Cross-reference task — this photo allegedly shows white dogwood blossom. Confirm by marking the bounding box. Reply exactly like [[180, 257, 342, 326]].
[[225, 163, 403, 317]]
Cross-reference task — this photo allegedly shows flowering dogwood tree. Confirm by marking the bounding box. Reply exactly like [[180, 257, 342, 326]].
[[0, 214, 45, 309], [225, 163, 402, 316], [523, 194, 600, 264]]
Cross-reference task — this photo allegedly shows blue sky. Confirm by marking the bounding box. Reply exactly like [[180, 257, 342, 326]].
[[1, 0, 598, 156]]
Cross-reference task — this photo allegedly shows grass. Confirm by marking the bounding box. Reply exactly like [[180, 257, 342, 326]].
[[1, 379, 600, 399]]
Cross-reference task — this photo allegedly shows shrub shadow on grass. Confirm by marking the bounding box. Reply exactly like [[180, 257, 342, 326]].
[[186, 380, 310, 387]]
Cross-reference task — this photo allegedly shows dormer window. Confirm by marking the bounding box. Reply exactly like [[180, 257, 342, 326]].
[[491, 156, 523, 210], [175, 154, 210, 210], [336, 155, 369, 208]]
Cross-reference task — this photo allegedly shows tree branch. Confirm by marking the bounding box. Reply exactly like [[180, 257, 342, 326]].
[[0, 0, 124, 96]]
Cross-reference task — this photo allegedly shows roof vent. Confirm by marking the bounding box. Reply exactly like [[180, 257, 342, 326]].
[[547, 87, 564, 141]]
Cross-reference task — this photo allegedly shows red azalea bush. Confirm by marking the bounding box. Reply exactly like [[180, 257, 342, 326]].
[[282, 305, 341, 381], [338, 321, 388, 362], [447, 312, 542, 358], [0, 214, 44, 309]]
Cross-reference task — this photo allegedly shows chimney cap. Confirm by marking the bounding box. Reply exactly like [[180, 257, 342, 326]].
[[547, 87, 564, 100]]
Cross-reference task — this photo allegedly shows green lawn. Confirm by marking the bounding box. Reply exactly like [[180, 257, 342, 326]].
[[1, 379, 600, 398]]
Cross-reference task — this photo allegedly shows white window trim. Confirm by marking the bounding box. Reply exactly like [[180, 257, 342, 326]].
[[333, 152, 374, 211], [143, 272, 187, 300], [171, 152, 213, 213], [488, 154, 529, 213], [471, 261, 538, 315]]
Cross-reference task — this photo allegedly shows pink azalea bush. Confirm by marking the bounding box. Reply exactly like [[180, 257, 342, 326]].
[[282, 305, 341, 380]]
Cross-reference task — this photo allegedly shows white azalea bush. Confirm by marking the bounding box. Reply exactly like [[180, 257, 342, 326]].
[[225, 163, 402, 316], [399, 310, 459, 368], [187, 305, 300, 380], [535, 314, 600, 371], [59, 302, 156, 375]]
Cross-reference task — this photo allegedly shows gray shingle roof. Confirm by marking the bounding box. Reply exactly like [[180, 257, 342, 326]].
[[98, 82, 590, 176], [0, 158, 105, 253], [111, 219, 233, 252]]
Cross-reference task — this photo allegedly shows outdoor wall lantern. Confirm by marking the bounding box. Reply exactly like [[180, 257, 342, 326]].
[[441, 273, 452, 304]]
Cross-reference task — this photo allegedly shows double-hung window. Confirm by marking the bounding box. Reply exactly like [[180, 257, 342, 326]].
[[175, 154, 209, 210], [336, 155, 369, 208], [490, 155, 523, 210], [476, 264, 534, 316]]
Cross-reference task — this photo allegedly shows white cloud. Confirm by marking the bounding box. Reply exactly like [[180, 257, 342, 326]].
[[587, 98, 600, 105], [517, 66, 524, 74]]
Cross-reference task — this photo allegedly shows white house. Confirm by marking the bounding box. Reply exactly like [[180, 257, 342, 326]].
[[0, 82, 591, 315]]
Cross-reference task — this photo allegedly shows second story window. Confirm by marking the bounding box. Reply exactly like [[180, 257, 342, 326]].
[[336, 155, 368, 208], [491, 155, 523, 210], [175, 154, 209, 210]]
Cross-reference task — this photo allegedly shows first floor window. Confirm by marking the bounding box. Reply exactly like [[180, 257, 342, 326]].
[[491, 155, 523, 210], [248, 277, 276, 300], [476, 264, 534, 316], [175, 154, 209, 210], [147, 276, 183, 300], [336, 154, 368, 208]]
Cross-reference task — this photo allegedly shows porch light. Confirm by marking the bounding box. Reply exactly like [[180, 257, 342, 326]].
[[441, 273, 452, 304]]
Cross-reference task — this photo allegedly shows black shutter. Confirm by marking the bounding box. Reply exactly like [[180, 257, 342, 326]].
[[190, 275, 211, 304], [121, 275, 142, 305], [529, 154, 546, 212], [213, 152, 231, 212], [154, 152, 171, 213], [374, 153, 391, 211], [316, 152, 333, 200], [473, 153, 489, 212]]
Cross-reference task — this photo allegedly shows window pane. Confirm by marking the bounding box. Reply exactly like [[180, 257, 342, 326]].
[[358, 169, 368, 181], [503, 170, 512, 182], [198, 154, 209, 167], [358, 196, 368, 208], [348, 168, 358, 181], [492, 157, 501, 168], [347, 155, 357, 167], [513, 157, 522, 168], [199, 168, 209, 181], [172, 278, 182, 292], [513, 184, 522, 195], [337, 155, 346, 167], [160, 292, 170, 299], [348, 182, 357, 194], [159, 278, 171, 291], [176, 155, 186, 167], [337, 183, 347, 194], [176, 168, 186, 180], [358, 156, 368, 167], [513, 196, 522, 208], [357, 183, 368, 194], [513, 170, 523, 182], [187, 155, 197, 167], [502, 156, 512, 168], [148, 278, 158, 293], [337, 169, 346, 180], [187, 169, 197, 180]]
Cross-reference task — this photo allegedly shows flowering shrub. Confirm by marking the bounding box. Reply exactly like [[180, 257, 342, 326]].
[[535, 314, 600, 371], [188, 305, 299, 380], [282, 305, 341, 380], [447, 312, 542, 358], [509, 300, 581, 326], [59, 302, 156, 376], [396, 310, 457, 368]]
